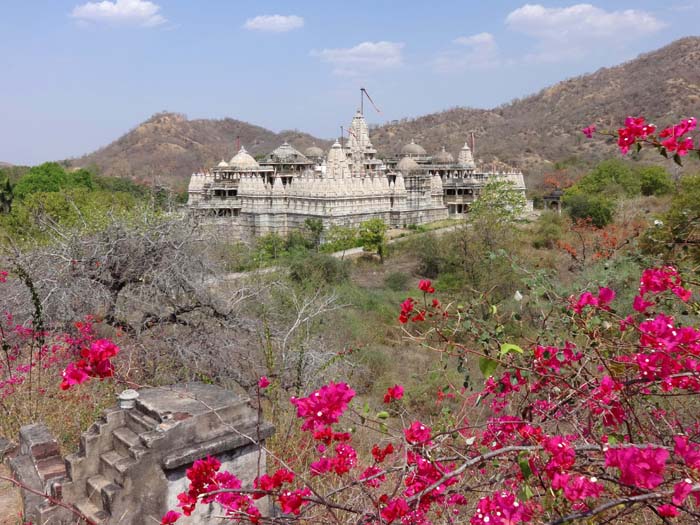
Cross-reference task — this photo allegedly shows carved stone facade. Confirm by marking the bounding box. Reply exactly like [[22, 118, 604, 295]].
[[9, 383, 273, 524], [187, 110, 527, 240]]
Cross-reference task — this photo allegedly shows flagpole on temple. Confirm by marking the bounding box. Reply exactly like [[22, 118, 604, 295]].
[[340, 126, 344, 149]]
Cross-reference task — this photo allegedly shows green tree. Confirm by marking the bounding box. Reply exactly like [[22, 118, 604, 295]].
[[12, 163, 94, 200], [322, 225, 359, 258], [468, 180, 527, 228], [567, 159, 640, 198], [638, 165, 673, 196], [359, 218, 388, 262], [304, 218, 324, 250], [563, 193, 615, 228], [0, 176, 13, 213]]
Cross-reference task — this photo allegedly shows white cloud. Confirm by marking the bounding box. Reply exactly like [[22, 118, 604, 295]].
[[506, 4, 666, 62], [312, 41, 404, 76], [433, 32, 499, 73], [71, 0, 166, 27], [244, 15, 304, 32], [453, 32, 496, 48]]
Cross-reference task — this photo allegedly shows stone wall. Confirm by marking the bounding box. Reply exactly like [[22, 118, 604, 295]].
[[8, 383, 273, 524]]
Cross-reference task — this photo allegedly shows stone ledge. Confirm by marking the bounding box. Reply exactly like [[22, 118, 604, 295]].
[[162, 422, 274, 470]]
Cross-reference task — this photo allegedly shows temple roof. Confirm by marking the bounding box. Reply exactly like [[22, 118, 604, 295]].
[[229, 146, 259, 170], [267, 142, 312, 164], [304, 145, 324, 158], [433, 146, 454, 164], [397, 156, 420, 173], [401, 140, 427, 156]]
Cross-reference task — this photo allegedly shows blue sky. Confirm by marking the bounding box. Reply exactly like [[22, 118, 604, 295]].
[[1, 0, 699, 165]]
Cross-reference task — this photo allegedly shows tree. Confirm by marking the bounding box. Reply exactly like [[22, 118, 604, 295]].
[[468, 180, 527, 227], [0, 176, 12, 213], [358, 218, 388, 262], [563, 193, 614, 228], [322, 225, 359, 258], [303, 218, 324, 250], [566, 159, 640, 198], [12, 163, 94, 200], [638, 165, 673, 196]]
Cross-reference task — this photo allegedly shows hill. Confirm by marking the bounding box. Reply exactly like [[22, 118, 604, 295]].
[[68, 112, 331, 188], [369, 37, 700, 172], [69, 37, 700, 188]]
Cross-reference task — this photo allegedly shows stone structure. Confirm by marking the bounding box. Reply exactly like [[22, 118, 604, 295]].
[[9, 383, 273, 524], [187, 109, 527, 240]]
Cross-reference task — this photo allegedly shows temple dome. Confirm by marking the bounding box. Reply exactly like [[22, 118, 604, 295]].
[[433, 147, 454, 164], [270, 142, 309, 163], [217, 160, 229, 168], [401, 140, 426, 156], [229, 146, 260, 170], [304, 145, 324, 158], [397, 156, 419, 173]]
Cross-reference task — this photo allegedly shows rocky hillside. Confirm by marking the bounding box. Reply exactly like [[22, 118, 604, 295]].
[[70, 37, 700, 187], [369, 37, 700, 171], [68, 113, 331, 188]]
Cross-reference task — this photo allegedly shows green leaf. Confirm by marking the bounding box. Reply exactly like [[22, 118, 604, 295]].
[[519, 455, 533, 480], [673, 153, 683, 167], [363, 402, 370, 415], [376, 411, 389, 420], [635, 142, 642, 153], [660, 147, 668, 158], [479, 356, 499, 378], [500, 343, 524, 356], [519, 484, 534, 501]]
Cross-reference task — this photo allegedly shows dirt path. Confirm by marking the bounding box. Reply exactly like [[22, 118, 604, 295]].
[[0, 464, 21, 524]]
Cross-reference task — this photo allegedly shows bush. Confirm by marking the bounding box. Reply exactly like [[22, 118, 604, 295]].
[[638, 165, 673, 196], [384, 272, 410, 291], [563, 193, 615, 227], [288, 252, 349, 285], [532, 211, 565, 249]]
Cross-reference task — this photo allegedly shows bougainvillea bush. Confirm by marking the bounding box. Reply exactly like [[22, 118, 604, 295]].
[[0, 269, 120, 442], [150, 262, 700, 524]]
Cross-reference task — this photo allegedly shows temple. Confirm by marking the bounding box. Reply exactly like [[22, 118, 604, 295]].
[[187, 109, 527, 240]]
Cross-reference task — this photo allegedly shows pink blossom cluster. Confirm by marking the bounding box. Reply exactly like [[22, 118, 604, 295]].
[[582, 115, 698, 157], [659, 117, 696, 156], [60, 339, 120, 390], [570, 287, 615, 314]]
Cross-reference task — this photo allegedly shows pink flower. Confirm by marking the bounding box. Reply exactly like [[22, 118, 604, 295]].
[[359, 465, 385, 487], [290, 382, 355, 431], [674, 436, 700, 470], [562, 476, 604, 502], [399, 297, 416, 324], [582, 125, 596, 138], [597, 287, 615, 306], [656, 504, 679, 518], [418, 279, 435, 294], [383, 384, 404, 403], [677, 136, 694, 156], [404, 420, 432, 444], [258, 376, 270, 389], [380, 498, 409, 523], [633, 295, 653, 313], [161, 511, 181, 524], [470, 492, 531, 525], [605, 446, 668, 490], [278, 488, 311, 515]]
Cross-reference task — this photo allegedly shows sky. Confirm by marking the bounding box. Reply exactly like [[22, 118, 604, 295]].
[[1, 0, 699, 165]]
